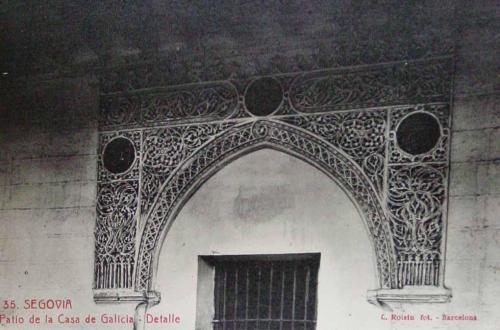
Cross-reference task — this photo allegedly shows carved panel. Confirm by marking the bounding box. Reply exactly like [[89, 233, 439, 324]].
[[136, 121, 395, 290], [280, 110, 387, 194], [289, 59, 451, 113], [94, 180, 138, 289], [289, 65, 407, 112], [99, 59, 453, 131], [387, 165, 447, 288], [94, 58, 454, 297], [100, 82, 238, 129], [141, 122, 237, 216]]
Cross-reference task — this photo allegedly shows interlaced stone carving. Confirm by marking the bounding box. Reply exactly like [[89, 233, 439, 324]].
[[99, 59, 452, 131], [95, 180, 138, 289], [142, 83, 238, 123], [280, 110, 386, 193], [136, 120, 395, 290], [95, 130, 142, 290], [141, 122, 236, 216], [387, 165, 446, 288], [290, 65, 407, 112], [100, 97, 141, 129], [94, 58, 453, 297], [289, 59, 451, 113], [99, 82, 238, 129]]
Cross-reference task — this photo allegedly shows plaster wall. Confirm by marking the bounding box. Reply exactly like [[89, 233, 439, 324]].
[[0, 78, 137, 330]]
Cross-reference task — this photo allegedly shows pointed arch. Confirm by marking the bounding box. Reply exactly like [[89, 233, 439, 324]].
[[135, 120, 396, 291]]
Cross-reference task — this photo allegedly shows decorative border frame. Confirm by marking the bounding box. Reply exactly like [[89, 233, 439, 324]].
[[94, 57, 454, 309]]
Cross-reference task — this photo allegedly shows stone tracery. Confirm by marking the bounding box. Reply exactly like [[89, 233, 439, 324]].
[[94, 57, 453, 304]]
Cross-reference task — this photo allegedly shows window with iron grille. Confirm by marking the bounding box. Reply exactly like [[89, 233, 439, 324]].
[[209, 254, 319, 330]]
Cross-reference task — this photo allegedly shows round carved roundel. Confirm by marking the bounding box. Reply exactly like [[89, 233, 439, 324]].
[[396, 112, 441, 155], [103, 137, 136, 174], [244, 77, 283, 116]]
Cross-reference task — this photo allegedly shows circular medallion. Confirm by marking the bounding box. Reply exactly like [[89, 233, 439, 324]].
[[396, 112, 441, 155], [103, 137, 136, 174], [244, 77, 283, 116]]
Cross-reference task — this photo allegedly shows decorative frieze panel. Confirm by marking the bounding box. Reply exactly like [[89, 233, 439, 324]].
[[289, 65, 407, 112], [99, 58, 452, 130], [94, 58, 453, 304], [100, 82, 239, 129], [289, 59, 452, 113]]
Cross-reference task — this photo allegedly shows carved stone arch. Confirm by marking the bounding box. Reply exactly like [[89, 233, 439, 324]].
[[135, 119, 397, 293]]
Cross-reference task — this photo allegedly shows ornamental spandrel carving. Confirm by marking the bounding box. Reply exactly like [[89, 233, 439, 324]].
[[141, 122, 237, 216], [280, 110, 386, 194]]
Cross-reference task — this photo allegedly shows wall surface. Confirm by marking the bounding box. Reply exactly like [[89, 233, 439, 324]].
[[0, 78, 139, 330], [153, 149, 377, 330], [0, 0, 498, 329]]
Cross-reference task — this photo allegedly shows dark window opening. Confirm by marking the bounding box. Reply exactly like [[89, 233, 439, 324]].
[[206, 254, 319, 330]]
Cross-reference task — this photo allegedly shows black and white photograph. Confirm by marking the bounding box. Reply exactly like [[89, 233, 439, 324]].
[[0, 1, 498, 329]]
